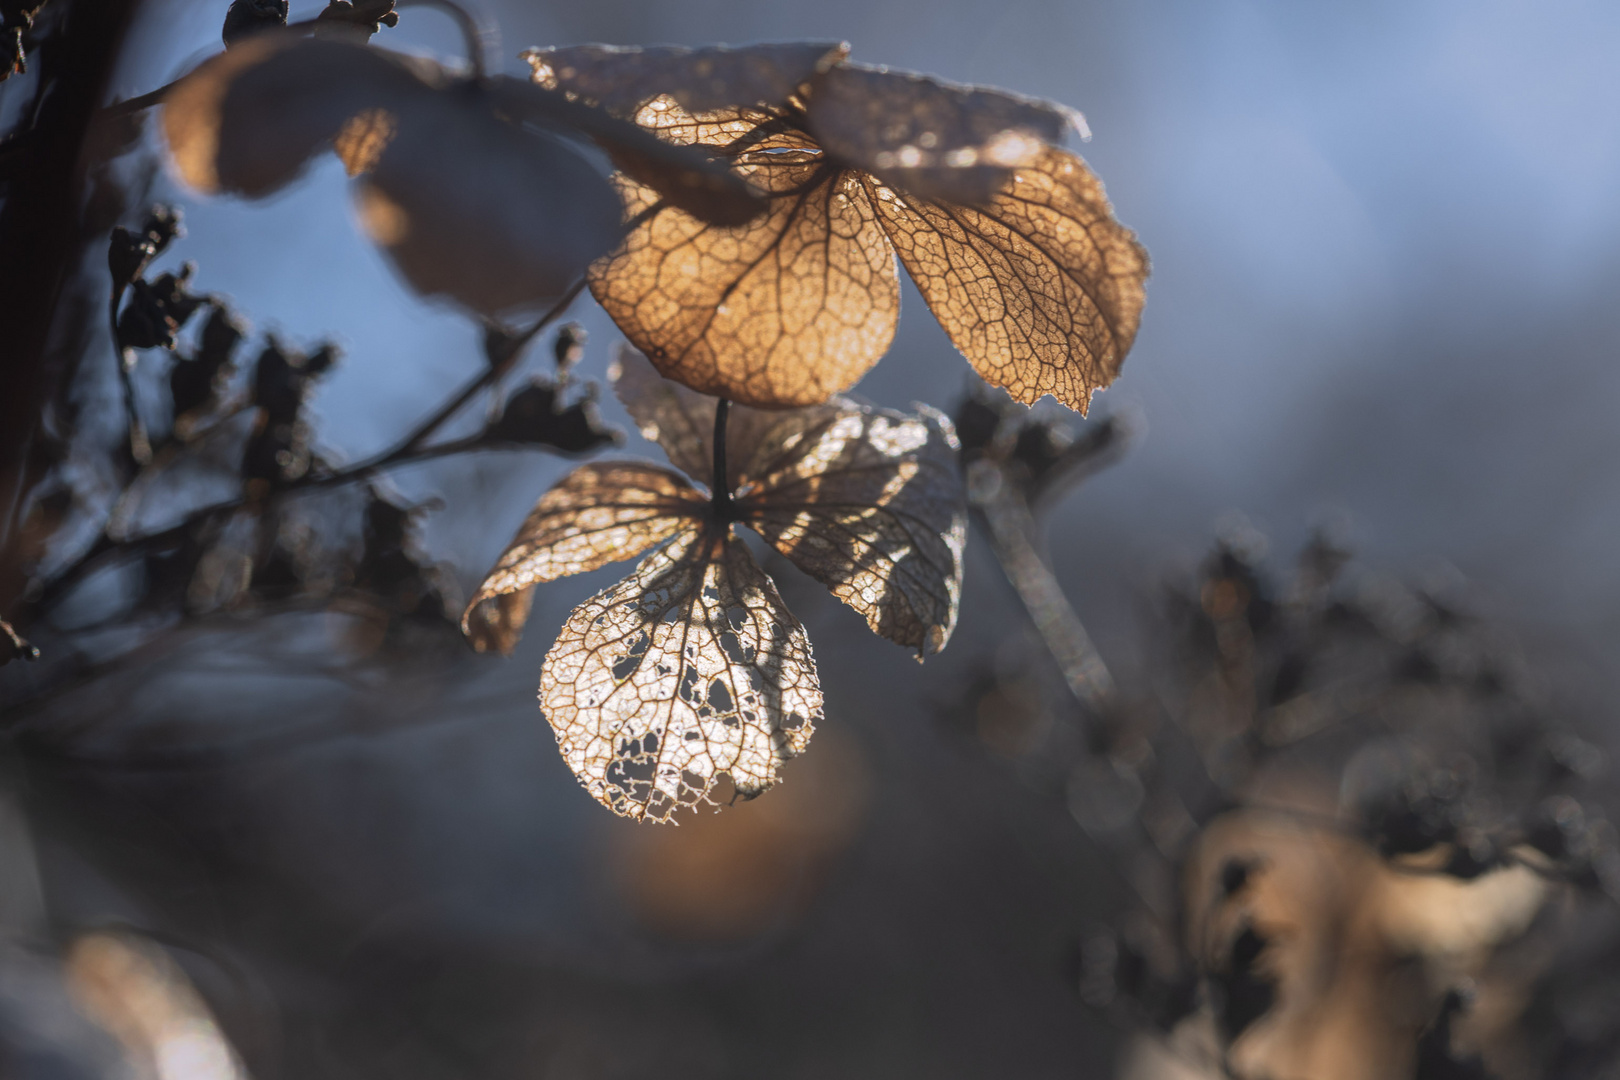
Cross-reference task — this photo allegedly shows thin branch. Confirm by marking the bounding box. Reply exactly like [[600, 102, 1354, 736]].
[[974, 474, 1114, 715], [29, 279, 586, 614], [344, 276, 585, 470], [711, 398, 732, 519], [398, 0, 493, 80], [100, 80, 171, 119]]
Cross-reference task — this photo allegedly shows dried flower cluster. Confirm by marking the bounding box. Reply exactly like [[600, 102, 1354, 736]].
[[466, 349, 966, 820], [80, 17, 1145, 819]]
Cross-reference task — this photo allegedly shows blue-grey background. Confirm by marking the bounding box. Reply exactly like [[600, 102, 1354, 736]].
[[29, 0, 1620, 1074]]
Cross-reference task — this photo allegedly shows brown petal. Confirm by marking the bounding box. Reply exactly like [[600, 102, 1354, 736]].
[[462, 586, 537, 657], [738, 404, 967, 656], [588, 123, 899, 408], [541, 527, 821, 822], [609, 345, 798, 487], [461, 461, 706, 653], [523, 41, 847, 118], [867, 146, 1149, 413], [805, 60, 1082, 205]]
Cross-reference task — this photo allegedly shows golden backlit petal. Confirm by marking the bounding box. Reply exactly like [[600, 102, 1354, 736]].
[[739, 404, 967, 655], [162, 35, 433, 198], [461, 461, 706, 650], [869, 146, 1149, 413], [589, 165, 900, 408], [540, 527, 821, 822]]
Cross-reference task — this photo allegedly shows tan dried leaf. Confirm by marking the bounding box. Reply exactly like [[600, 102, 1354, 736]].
[[587, 116, 899, 408], [523, 41, 847, 117], [871, 145, 1148, 411], [570, 47, 1147, 412], [162, 36, 623, 318], [460, 461, 706, 652], [541, 527, 820, 822], [462, 586, 537, 657]]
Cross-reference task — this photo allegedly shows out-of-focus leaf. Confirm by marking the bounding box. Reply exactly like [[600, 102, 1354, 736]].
[[523, 41, 847, 117], [163, 35, 415, 197], [542, 526, 820, 821], [588, 113, 899, 408], [805, 61, 1082, 205], [162, 36, 623, 317], [571, 46, 1147, 412], [242, 338, 338, 487], [351, 488, 454, 618], [351, 115, 619, 316]]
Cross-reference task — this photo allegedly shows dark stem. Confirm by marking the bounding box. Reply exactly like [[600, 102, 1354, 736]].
[[101, 81, 171, 119], [372, 276, 584, 464], [398, 0, 492, 80], [711, 399, 732, 520]]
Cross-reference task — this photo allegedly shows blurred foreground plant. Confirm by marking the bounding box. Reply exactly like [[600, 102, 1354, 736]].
[[945, 390, 1620, 1080]]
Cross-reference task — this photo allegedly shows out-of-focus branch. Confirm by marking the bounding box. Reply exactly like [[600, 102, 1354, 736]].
[[960, 403, 1140, 718], [28, 278, 589, 618], [0, 0, 141, 610], [972, 473, 1113, 714], [344, 276, 586, 470]]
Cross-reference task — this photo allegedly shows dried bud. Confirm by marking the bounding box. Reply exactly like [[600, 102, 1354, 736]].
[[486, 378, 618, 455], [170, 302, 246, 420], [117, 263, 205, 350], [108, 204, 184, 293], [221, 0, 288, 46], [552, 323, 586, 376], [313, 0, 399, 41]]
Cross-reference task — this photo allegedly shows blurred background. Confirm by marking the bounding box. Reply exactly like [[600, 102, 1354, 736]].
[[5, 0, 1620, 1076]]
